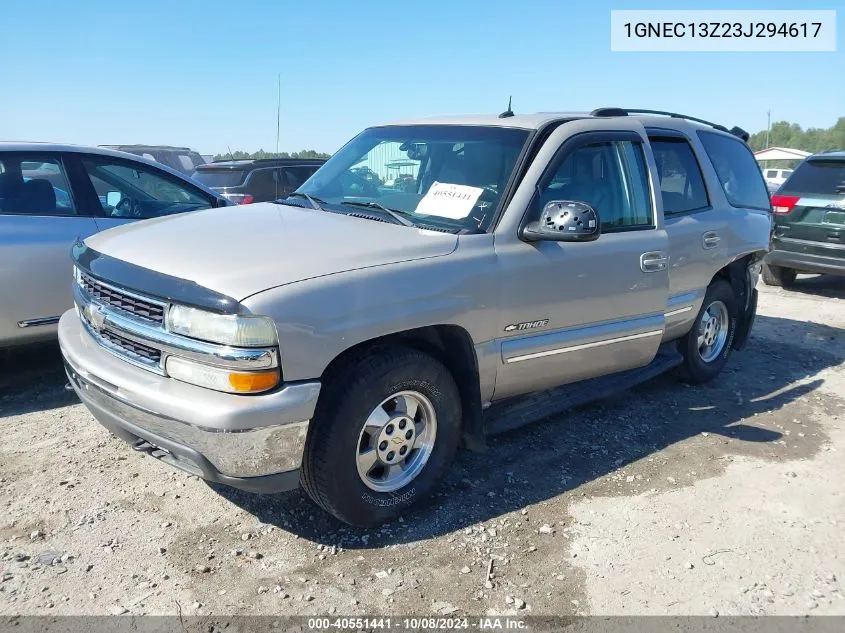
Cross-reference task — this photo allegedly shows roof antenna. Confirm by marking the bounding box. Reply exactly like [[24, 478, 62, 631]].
[[498, 96, 514, 119], [227, 145, 235, 161]]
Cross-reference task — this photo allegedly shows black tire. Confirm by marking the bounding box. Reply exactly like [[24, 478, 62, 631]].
[[762, 263, 797, 287], [300, 346, 461, 527], [677, 279, 739, 385]]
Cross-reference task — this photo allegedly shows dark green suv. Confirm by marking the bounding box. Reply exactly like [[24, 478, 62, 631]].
[[764, 151, 845, 286]]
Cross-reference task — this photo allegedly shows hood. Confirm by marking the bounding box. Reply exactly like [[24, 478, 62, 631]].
[[85, 203, 458, 300]]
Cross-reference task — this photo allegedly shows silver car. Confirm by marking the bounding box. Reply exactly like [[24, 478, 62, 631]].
[[59, 110, 772, 526], [0, 143, 230, 347]]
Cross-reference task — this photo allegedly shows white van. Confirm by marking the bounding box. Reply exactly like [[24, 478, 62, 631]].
[[763, 168, 793, 188]]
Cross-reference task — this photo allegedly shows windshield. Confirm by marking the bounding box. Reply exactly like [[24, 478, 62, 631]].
[[296, 125, 530, 232], [192, 169, 246, 188], [780, 159, 845, 195]]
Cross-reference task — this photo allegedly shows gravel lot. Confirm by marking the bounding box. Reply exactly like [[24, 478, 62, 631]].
[[1, 277, 843, 617]]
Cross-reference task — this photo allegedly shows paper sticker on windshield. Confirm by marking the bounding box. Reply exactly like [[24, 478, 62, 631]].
[[415, 181, 483, 219]]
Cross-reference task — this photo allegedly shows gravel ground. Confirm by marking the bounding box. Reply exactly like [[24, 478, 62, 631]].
[[1, 276, 843, 617]]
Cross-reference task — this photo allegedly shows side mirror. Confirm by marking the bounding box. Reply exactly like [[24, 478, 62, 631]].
[[522, 200, 601, 243]]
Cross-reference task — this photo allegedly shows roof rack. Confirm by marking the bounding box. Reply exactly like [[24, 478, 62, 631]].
[[589, 108, 750, 142]]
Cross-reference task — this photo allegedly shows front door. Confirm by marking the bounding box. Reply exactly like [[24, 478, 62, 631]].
[[0, 152, 99, 345], [65, 153, 218, 233], [493, 123, 670, 400]]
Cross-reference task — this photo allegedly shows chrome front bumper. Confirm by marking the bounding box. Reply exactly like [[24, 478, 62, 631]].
[[59, 311, 321, 492]]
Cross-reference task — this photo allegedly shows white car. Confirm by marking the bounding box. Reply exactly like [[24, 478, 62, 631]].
[[762, 168, 793, 189]]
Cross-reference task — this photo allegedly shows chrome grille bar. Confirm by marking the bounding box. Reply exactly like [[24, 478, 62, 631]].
[[79, 272, 166, 324], [74, 273, 278, 374]]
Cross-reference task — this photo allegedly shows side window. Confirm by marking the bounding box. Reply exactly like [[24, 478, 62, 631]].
[[766, 170, 777, 178], [175, 154, 196, 172], [246, 168, 279, 197], [649, 138, 709, 216], [175, 153, 204, 173], [282, 166, 319, 189], [81, 159, 211, 219], [539, 140, 652, 231], [0, 154, 76, 216], [698, 131, 770, 210]]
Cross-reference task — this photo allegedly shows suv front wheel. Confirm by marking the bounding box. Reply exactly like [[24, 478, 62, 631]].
[[300, 347, 461, 526], [677, 279, 738, 384]]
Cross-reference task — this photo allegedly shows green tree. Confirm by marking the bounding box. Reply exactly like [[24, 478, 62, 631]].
[[748, 117, 845, 153], [213, 149, 331, 161]]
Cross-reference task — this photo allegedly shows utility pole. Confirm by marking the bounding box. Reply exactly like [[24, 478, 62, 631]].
[[275, 73, 281, 155], [766, 110, 771, 149]]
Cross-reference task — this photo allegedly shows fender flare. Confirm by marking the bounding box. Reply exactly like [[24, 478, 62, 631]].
[[726, 255, 762, 351]]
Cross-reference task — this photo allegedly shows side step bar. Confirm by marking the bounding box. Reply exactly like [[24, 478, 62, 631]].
[[483, 344, 683, 435]]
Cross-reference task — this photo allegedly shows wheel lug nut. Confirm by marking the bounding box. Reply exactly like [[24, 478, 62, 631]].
[[386, 424, 394, 435], [379, 440, 388, 450], [400, 446, 407, 455], [398, 419, 406, 430], [386, 451, 395, 461], [405, 430, 412, 440]]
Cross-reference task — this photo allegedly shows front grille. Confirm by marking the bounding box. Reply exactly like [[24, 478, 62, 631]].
[[99, 329, 162, 364], [79, 273, 165, 324]]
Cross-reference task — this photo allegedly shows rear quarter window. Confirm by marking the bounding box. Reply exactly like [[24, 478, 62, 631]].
[[698, 131, 770, 210], [780, 159, 845, 195], [648, 138, 710, 216], [193, 169, 246, 188]]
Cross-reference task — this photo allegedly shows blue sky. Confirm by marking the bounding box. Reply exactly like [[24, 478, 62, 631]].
[[1, 0, 842, 154]]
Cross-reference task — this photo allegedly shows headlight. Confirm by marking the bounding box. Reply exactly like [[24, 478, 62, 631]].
[[166, 305, 277, 347], [165, 356, 279, 394]]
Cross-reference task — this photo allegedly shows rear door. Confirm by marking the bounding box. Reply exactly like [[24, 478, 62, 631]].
[[648, 132, 728, 339], [0, 152, 99, 345], [773, 157, 845, 253]]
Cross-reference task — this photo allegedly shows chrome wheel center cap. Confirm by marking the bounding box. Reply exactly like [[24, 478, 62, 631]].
[[375, 416, 416, 464]]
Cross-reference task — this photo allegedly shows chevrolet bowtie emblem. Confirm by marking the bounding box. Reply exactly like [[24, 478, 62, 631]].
[[88, 304, 107, 332]]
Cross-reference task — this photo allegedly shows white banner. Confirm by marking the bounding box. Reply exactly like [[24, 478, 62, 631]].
[[416, 182, 483, 219], [610, 10, 836, 52]]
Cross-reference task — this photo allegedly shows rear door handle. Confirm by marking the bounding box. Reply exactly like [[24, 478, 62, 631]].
[[640, 251, 669, 273], [702, 231, 721, 249]]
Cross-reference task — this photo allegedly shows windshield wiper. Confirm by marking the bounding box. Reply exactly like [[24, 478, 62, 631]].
[[285, 192, 326, 211], [340, 200, 415, 227]]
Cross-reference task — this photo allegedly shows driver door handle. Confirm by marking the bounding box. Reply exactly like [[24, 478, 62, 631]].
[[640, 251, 669, 273], [702, 231, 721, 249]]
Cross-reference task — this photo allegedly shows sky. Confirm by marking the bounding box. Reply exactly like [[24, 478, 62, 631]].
[[1, 0, 842, 155]]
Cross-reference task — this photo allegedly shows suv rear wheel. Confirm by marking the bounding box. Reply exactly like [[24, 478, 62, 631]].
[[300, 347, 461, 526], [762, 263, 797, 287], [677, 280, 738, 384]]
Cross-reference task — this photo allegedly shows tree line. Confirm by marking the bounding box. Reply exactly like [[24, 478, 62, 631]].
[[749, 117, 845, 154], [212, 149, 331, 161], [214, 117, 844, 162]]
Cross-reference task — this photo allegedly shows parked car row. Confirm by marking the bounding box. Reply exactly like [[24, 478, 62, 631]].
[[2, 109, 841, 527]]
